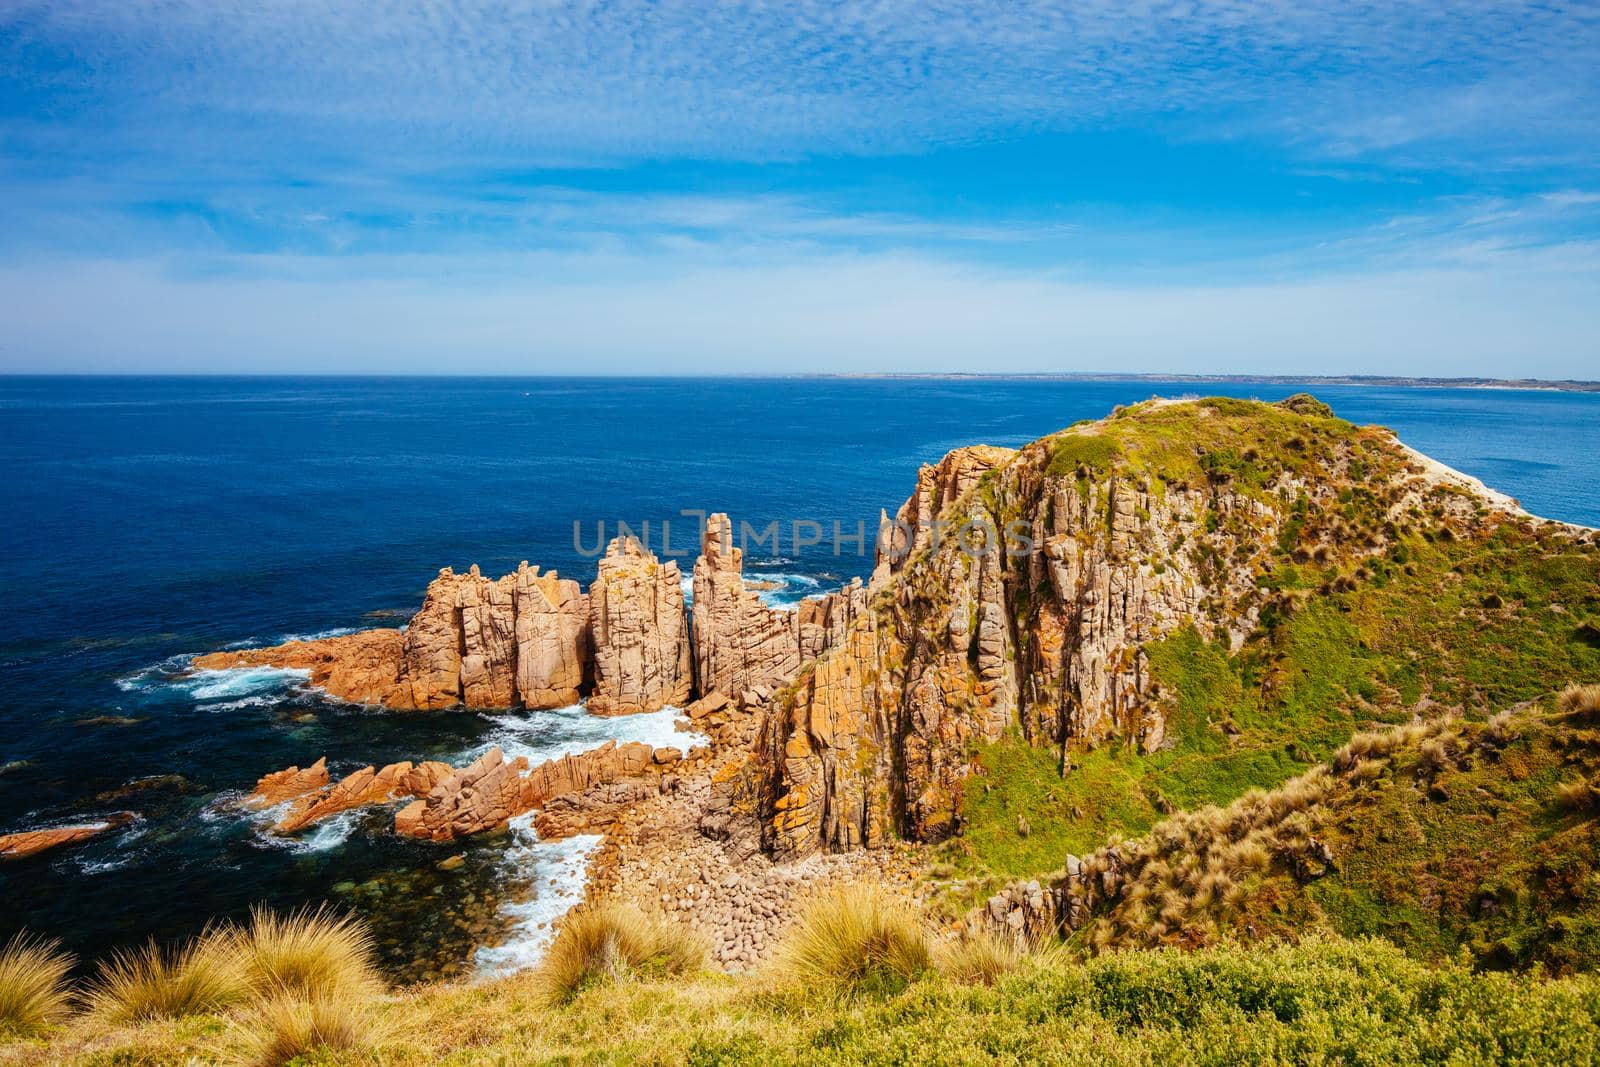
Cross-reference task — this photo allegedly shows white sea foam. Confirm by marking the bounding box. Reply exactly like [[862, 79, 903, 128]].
[[277, 626, 361, 643], [115, 658, 310, 705], [185, 667, 310, 701], [752, 571, 826, 608], [242, 801, 364, 854], [464, 703, 705, 768], [474, 821, 603, 977], [196, 694, 285, 713], [113, 654, 196, 691]]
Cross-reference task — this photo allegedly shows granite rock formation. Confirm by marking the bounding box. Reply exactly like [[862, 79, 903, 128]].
[[195, 528, 864, 717], [586, 537, 693, 714], [394, 739, 675, 842], [246, 758, 331, 807], [275, 761, 419, 833], [0, 815, 134, 860], [196, 563, 590, 712], [692, 513, 869, 701], [193, 632, 405, 705]]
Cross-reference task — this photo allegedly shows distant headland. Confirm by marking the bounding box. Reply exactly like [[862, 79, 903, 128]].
[[817, 373, 1600, 392]]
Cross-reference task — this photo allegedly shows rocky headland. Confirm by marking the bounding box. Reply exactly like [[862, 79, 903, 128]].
[[169, 395, 1600, 973]]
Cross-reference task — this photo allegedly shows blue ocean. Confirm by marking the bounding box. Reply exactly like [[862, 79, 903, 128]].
[[2, 376, 1596, 979]]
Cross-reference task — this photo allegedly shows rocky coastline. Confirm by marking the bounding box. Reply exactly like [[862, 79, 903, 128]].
[[36, 393, 1590, 977]]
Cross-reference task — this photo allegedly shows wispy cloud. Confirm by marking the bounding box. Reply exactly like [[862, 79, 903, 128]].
[[5, 1, 1597, 168], [1, 2, 1596, 373]]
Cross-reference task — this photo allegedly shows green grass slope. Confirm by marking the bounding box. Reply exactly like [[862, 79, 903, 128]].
[[945, 398, 1600, 921], [1058, 689, 1600, 974]]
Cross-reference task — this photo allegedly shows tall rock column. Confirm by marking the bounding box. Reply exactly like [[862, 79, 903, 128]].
[[399, 568, 470, 709], [588, 537, 692, 714], [691, 513, 805, 700], [457, 566, 520, 708], [513, 563, 590, 707]]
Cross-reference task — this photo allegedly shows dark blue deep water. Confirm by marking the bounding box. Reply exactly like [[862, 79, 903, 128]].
[[1, 376, 1596, 978]]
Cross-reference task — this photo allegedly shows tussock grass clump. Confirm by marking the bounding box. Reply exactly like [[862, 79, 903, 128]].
[[1559, 683, 1600, 723], [1484, 709, 1521, 747], [237, 994, 383, 1067], [86, 932, 249, 1022], [238, 905, 380, 1001], [1555, 777, 1600, 814], [936, 930, 1026, 986], [770, 886, 931, 995], [0, 932, 74, 1036], [534, 901, 707, 1005]]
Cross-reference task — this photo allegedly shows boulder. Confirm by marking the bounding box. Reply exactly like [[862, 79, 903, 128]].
[[193, 631, 405, 706], [275, 760, 416, 833]]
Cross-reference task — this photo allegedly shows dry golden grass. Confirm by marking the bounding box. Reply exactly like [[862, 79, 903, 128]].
[[234, 994, 385, 1067], [0, 932, 73, 1037], [238, 905, 381, 1001], [1559, 683, 1600, 722], [936, 930, 1024, 986], [1484, 709, 1520, 746], [769, 885, 931, 995], [533, 900, 708, 1006], [84, 930, 249, 1022]]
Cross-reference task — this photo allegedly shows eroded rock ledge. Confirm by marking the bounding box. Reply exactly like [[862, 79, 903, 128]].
[[246, 738, 704, 844]]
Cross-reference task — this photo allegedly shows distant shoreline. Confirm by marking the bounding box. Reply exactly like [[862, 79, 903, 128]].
[[810, 373, 1600, 393], [2, 372, 1597, 392]]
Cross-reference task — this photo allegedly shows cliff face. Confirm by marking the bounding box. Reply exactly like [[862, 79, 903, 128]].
[[759, 396, 1529, 857]]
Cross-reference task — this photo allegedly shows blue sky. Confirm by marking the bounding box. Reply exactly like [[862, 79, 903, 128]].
[[2, 1, 1598, 375]]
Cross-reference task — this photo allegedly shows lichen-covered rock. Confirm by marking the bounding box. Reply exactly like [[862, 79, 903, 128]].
[[871, 444, 1017, 588], [588, 537, 693, 715]]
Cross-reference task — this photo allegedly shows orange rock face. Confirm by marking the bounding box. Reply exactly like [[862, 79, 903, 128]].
[[245, 757, 330, 807], [587, 538, 692, 715], [275, 761, 416, 833], [193, 562, 591, 712], [394, 739, 673, 843], [0, 815, 133, 859], [194, 631, 405, 706]]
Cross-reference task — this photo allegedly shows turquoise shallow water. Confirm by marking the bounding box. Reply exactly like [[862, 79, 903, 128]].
[[1, 376, 1595, 977]]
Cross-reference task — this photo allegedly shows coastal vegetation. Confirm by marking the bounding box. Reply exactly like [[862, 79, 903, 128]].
[[4, 922, 1598, 1065], [533, 902, 708, 1006], [0, 934, 73, 1038]]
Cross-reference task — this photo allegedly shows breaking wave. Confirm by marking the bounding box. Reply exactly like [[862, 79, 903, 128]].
[[465, 703, 704, 768], [474, 822, 602, 977]]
